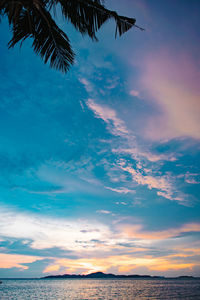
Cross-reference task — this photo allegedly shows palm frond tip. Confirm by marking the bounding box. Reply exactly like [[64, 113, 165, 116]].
[[1, 0, 139, 73]]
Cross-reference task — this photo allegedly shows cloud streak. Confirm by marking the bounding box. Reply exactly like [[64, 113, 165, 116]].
[[86, 98, 182, 203], [118, 160, 174, 201], [87, 98, 129, 137]]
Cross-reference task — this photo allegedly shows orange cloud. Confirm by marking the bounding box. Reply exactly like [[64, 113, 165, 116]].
[[118, 222, 200, 240], [0, 253, 43, 270], [43, 253, 200, 275], [44, 264, 60, 273]]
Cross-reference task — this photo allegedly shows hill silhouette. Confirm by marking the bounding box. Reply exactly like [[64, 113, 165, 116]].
[[42, 271, 164, 279], [41, 271, 200, 280]]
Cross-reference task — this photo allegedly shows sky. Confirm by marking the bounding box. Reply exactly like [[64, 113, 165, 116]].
[[0, 0, 200, 278]]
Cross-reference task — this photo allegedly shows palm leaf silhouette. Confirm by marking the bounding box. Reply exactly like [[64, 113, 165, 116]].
[[1, 0, 140, 73]]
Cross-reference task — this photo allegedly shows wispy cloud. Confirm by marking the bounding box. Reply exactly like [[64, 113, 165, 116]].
[[117, 160, 176, 202], [87, 98, 128, 137], [185, 173, 200, 184], [86, 98, 184, 203], [105, 186, 135, 194], [113, 148, 176, 163], [79, 77, 93, 93], [96, 210, 113, 215]]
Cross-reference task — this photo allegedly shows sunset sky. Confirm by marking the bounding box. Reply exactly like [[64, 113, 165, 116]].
[[0, 0, 200, 278]]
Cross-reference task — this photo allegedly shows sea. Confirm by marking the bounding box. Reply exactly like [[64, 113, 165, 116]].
[[0, 278, 200, 299]]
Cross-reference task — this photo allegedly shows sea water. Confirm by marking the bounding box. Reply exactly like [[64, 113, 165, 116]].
[[0, 278, 200, 299]]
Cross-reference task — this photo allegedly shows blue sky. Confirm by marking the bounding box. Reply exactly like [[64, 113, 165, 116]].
[[0, 0, 200, 277]]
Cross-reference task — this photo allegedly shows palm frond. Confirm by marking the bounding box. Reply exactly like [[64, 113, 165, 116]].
[[50, 0, 136, 40], [1, 0, 139, 73], [8, 2, 74, 73], [0, 0, 23, 26]]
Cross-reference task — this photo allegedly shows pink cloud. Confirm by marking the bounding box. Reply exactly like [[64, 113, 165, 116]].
[[130, 90, 140, 97], [185, 173, 200, 184], [119, 162, 173, 200], [113, 147, 176, 162], [138, 51, 200, 140]]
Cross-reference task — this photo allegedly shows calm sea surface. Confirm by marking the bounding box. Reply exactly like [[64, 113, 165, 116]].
[[0, 279, 200, 299]]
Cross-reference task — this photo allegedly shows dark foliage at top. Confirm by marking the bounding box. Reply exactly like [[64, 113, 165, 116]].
[[0, 0, 141, 73]]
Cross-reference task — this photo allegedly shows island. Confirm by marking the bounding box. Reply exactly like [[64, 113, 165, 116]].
[[42, 271, 164, 280], [41, 272, 200, 280]]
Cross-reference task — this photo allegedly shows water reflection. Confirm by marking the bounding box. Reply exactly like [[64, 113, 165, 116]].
[[1, 279, 200, 299]]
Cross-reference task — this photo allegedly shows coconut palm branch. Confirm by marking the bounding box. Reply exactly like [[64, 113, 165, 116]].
[[0, 0, 139, 73]]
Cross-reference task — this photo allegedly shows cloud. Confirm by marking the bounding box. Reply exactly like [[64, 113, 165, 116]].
[[185, 173, 200, 184], [35, 159, 103, 196], [0, 207, 110, 252], [1, 207, 199, 249], [116, 201, 127, 205], [96, 210, 112, 214], [87, 98, 128, 136], [129, 90, 140, 97], [79, 77, 93, 93], [138, 51, 200, 140], [118, 161, 174, 201], [118, 222, 200, 241], [86, 99, 182, 203], [113, 147, 176, 162], [105, 186, 135, 194], [1, 206, 200, 275], [43, 252, 200, 275], [0, 253, 43, 270]]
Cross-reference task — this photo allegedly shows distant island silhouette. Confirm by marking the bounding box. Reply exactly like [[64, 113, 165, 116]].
[[42, 271, 198, 280]]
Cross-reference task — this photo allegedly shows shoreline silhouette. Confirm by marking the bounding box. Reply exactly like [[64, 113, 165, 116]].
[[41, 271, 199, 280]]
